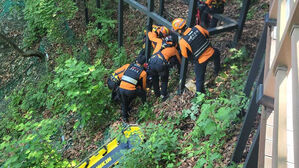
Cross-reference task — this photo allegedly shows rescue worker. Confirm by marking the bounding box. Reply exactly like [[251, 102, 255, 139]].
[[147, 25, 170, 54], [201, 0, 226, 28], [107, 64, 130, 102], [148, 36, 182, 101], [119, 55, 147, 123], [172, 18, 220, 94]]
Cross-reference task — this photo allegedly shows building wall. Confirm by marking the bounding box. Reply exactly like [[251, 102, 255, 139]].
[[260, 0, 299, 167]]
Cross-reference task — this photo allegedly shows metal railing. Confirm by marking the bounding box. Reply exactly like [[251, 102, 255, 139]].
[[118, 0, 249, 94]]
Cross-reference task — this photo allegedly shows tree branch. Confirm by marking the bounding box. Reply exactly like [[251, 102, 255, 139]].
[[0, 31, 45, 60]]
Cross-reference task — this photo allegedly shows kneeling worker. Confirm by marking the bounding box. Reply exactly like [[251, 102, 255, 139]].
[[148, 36, 181, 101], [172, 18, 220, 93], [119, 55, 147, 123]]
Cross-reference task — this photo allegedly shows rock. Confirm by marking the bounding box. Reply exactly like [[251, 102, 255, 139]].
[[185, 78, 196, 93]]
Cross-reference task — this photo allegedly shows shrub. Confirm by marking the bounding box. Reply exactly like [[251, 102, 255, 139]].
[[48, 58, 115, 128], [23, 0, 77, 46], [0, 111, 74, 168], [117, 123, 181, 168]]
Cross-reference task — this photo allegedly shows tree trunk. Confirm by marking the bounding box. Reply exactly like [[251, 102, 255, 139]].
[[0, 32, 45, 60]]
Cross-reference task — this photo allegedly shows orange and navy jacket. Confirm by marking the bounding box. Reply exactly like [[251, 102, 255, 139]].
[[153, 41, 182, 64], [179, 25, 214, 64], [147, 31, 162, 53], [112, 64, 130, 81], [119, 64, 147, 91], [205, 0, 226, 8]]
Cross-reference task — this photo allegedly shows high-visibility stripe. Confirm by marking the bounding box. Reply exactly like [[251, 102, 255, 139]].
[[122, 75, 138, 85], [194, 40, 210, 58]]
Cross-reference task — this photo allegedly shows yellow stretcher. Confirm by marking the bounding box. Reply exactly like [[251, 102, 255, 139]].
[[77, 125, 143, 168]]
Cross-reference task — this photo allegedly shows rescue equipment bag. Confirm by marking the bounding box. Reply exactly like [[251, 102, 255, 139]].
[[183, 26, 211, 60]]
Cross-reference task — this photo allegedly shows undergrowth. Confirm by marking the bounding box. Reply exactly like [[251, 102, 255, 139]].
[[181, 47, 250, 167]]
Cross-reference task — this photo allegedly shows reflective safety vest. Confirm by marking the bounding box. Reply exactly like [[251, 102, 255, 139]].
[[121, 64, 143, 86], [183, 27, 211, 60]]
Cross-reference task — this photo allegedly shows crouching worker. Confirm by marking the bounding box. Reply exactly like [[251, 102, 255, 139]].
[[119, 55, 147, 123], [148, 36, 181, 101], [148, 25, 170, 54], [107, 64, 130, 102]]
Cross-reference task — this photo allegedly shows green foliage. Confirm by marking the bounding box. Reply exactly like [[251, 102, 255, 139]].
[[181, 94, 203, 121], [112, 45, 128, 67], [84, 2, 128, 68], [138, 103, 155, 122], [48, 58, 114, 128], [117, 123, 181, 168], [0, 110, 74, 167], [225, 47, 248, 63], [23, 0, 77, 46], [180, 48, 250, 167], [247, 6, 257, 20], [85, 2, 116, 45]]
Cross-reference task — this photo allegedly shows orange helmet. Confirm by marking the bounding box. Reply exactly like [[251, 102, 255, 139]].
[[172, 18, 186, 31], [159, 26, 170, 37]]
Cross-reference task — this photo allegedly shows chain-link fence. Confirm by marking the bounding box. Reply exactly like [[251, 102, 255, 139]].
[[0, 0, 94, 114], [0, 0, 47, 113]]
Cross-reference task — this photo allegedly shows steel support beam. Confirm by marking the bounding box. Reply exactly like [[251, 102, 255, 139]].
[[177, 0, 196, 94], [123, 0, 175, 33], [123, 0, 237, 37], [120, 0, 239, 94], [118, 0, 124, 48], [232, 0, 251, 46], [145, 0, 154, 61], [243, 22, 267, 96], [231, 66, 264, 163], [187, 0, 197, 27], [243, 126, 260, 168], [265, 13, 277, 27], [159, 0, 164, 16], [209, 14, 238, 35], [256, 84, 274, 110]]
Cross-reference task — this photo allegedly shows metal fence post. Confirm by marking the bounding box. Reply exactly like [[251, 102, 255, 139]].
[[243, 126, 260, 168], [178, 0, 196, 94], [96, 0, 102, 30], [231, 66, 264, 163], [243, 22, 267, 96], [118, 0, 124, 48], [84, 0, 89, 25], [145, 0, 154, 61], [232, 0, 251, 46], [159, 0, 164, 16]]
